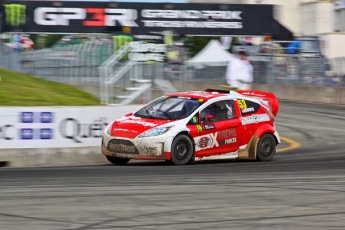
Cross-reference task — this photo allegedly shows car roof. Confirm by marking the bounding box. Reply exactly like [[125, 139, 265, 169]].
[[167, 91, 232, 101]]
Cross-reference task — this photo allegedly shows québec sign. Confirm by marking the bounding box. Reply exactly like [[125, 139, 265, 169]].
[[0, 106, 138, 149]]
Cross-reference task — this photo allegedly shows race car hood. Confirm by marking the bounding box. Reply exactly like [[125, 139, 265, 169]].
[[110, 115, 173, 138]]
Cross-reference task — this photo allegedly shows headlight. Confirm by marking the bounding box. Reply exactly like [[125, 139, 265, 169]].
[[138, 126, 174, 138], [105, 122, 113, 135]]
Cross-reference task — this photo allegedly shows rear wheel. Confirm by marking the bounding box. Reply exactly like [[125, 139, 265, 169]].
[[257, 133, 276, 161], [171, 135, 194, 165], [106, 156, 130, 165]]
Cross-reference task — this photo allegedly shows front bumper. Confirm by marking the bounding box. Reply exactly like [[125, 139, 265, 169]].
[[101, 133, 172, 160]]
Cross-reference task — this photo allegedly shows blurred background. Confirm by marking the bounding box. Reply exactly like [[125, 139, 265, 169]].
[[0, 0, 344, 105]]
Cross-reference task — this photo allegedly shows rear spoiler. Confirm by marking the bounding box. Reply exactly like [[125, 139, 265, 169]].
[[236, 90, 279, 117]]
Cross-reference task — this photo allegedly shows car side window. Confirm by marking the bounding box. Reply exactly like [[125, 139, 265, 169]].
[[237, 99, 261, 116], [199, 100, 235, 123]]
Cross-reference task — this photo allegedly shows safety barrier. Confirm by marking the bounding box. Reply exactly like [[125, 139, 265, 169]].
[[0, 105, 141, 167]]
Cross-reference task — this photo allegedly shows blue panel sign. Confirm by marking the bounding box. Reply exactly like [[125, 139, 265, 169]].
[[20, 128, 34, 140], [40, 112, 53, 123], [39, 128, 53, 140], [19, 112, 54, 123], [20, 112, 34, 123]]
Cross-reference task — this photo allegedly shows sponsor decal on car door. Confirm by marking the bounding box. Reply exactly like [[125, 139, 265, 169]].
[[188, 119, 241, 158]]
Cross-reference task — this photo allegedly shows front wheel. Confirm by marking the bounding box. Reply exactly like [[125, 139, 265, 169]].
[[256, 133, 276, 161], [171, 134, 194, 165], [106, 156, 130, 165]]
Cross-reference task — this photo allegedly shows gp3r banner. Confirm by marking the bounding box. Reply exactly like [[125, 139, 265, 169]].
[[0, 106, 141, 149], [1, 1, 274, 35]]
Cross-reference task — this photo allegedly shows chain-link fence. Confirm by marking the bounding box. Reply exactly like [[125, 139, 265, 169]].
[[327, 57, 345, 87], [19, 40, 114, 85], [161, 53, 331, 87], [0, 42, 21, 71], [2, 39, 345, 88]]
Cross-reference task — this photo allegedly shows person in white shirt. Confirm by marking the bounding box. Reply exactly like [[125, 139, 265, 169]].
[[226, 48, 253, 90]]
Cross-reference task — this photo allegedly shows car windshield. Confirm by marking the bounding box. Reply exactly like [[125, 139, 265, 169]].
[[134, 96, 203, 120]]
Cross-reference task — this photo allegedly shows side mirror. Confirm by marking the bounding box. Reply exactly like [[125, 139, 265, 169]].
[[206, 115, 213, 120]]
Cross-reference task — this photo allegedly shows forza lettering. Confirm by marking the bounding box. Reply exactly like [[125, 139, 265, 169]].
[[60, 118, 108, 143], [34, 7, 138, 27], [0, 125, 14, 140], [225, 138, 237, 144]]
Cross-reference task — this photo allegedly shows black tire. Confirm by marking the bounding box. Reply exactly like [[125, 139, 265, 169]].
[[257, 133, 276, 161], [106, 156, 130, 165], [170, 134, 194, 165]]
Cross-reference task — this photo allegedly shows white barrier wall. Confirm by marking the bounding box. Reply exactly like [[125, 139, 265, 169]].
[[0, 106, 142, 149]]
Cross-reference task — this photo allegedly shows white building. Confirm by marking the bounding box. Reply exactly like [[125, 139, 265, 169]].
[[189, 0, 345, 58]]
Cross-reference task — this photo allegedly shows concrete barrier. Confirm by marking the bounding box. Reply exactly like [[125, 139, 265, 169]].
[[73, 81, 345, 106], [252, 84, 345, 105], [0, 147, 108, 167]]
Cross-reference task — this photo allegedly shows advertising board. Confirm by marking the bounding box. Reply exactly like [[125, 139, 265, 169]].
[[1, 1, 274, 36], [0, 106, 141, 149]]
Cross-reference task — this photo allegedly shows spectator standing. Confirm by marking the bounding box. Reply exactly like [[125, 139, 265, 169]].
[[226, 48, 253, 90]]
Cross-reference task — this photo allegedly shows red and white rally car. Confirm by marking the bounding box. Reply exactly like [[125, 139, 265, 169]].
[[102, 89, 280, 165]]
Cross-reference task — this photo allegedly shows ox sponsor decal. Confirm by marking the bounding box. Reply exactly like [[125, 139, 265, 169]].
[[194, 133, 219, 151], [204, 123, 215, 130], [197, 99, 204, 103], [240, 114, 270, 125]]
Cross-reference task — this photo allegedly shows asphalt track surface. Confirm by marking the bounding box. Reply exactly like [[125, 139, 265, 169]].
[[1, 101, 345, 230]]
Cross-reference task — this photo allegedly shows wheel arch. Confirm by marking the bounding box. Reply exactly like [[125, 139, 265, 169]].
[[238, 131, 277, 160], [254, 124, 280, 145], [176, 131, 196, 151], [171, 131, 196, 164]]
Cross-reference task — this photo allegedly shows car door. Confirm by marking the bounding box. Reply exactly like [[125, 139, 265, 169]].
[[187, 99, 241, 158]]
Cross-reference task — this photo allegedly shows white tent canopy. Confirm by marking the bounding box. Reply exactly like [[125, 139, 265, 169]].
[[186, 40, 234, 66]]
